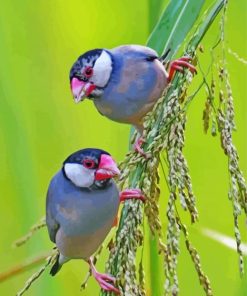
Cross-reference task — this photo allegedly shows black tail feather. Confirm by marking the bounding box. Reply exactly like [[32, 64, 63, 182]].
[[50, 253, 61, 276]]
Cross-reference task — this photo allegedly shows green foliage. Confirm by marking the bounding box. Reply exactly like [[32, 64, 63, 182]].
[[101, 1, 244, 296], [147, 0, 205, 57], [0, 0, 246, 296]]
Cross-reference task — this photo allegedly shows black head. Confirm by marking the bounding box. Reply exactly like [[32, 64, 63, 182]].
[[70, 49, 113, 103], [63, 148, 108, 166], [62, 148, 120, 189], [69, 49, 103, 82]]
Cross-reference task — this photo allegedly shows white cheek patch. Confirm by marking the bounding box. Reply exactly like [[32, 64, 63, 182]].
[[64, 163, 95, 188], [93, 50, 112, 88]]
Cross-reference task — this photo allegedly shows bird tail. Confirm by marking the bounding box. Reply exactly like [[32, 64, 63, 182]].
[[50, 252, 69, 276]]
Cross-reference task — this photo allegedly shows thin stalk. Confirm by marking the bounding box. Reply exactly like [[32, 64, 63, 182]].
[[0, 252, 50, 283]]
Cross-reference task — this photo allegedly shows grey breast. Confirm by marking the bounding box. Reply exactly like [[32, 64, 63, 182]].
[[46, 171, 119, 258]]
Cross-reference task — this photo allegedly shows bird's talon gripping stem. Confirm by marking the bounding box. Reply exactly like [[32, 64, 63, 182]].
[[134, 137, 150, 159], [88, 258, 120, 294], [168, 56, 197, 82], [134, 137, 145, 156], [120, 189, 145, 203]]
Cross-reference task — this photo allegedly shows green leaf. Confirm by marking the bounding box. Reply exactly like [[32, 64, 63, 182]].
[[187, 0, 225, 50], [147, 0, 205, 59], [149, 233, 163, 296], [148, 0, 165, 33]]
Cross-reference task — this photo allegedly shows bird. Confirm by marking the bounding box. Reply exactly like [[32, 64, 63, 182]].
[[69, 45, 196, 154], [46, 148, 144, 293]]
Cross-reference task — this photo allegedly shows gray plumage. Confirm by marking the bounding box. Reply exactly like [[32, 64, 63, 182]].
[[70, 45, 168, 133], [46, 170, 119, 263], [46, 149, 142, 293], [95, 45, 167, 131]]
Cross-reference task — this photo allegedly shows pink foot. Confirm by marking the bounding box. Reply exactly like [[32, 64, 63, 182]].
[[88, 258, 120, 294], [134, 137, 149, 158], [134, 137, 145, 155], [168, 57, 197, 82], [120, 189, 145, 203]]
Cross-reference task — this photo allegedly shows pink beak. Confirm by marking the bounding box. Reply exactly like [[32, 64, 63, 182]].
[[95, 154, 120, 181], [71, 77, 96, 103]]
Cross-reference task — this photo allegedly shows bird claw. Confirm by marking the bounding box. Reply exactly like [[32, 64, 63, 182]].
[[89, 258, 120, 294], [134, 137, 150, 159], [168, 56, 197, 82], [120, 189, 145, 203], [93, 271, 120, 294]]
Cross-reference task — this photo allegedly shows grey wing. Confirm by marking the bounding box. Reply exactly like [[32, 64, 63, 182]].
[[46, 177, 60, 243]]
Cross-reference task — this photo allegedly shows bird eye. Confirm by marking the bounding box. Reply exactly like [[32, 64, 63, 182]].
[[82, 159, 95, 169], [84, 66, 93, 78]]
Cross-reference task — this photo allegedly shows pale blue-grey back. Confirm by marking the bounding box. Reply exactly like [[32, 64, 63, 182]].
[[93, 45, 167, 128]]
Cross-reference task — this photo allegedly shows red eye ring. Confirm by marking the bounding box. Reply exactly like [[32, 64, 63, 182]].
[[82, 159, 95, 169], [84, 66, 93, 78]]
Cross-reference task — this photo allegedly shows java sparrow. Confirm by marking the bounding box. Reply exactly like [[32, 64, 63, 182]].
[[46, 148, 144, 293], [69, 45, 196, 153]]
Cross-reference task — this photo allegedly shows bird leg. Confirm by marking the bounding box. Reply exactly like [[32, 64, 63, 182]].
[[167, 57, 197, 82], [88, 257, 120, 294], [134, 136, 150, 159], [120, 189, 145, 203], [134, 136, 145, 155]]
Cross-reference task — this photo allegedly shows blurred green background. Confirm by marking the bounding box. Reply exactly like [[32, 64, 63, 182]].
[[0, 0, 246, 295]]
